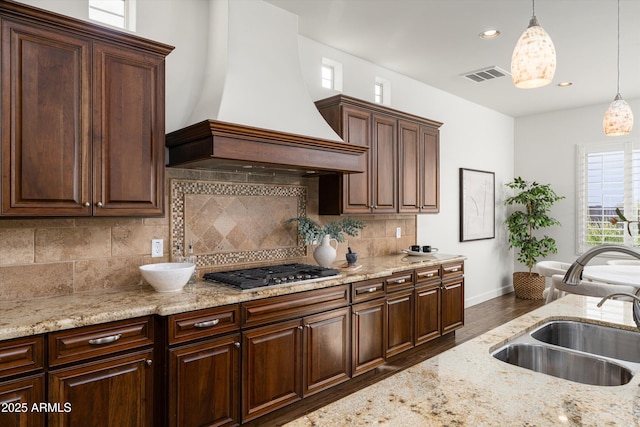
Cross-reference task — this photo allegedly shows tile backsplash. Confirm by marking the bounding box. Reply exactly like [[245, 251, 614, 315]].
[[0, 168, 415, 302]]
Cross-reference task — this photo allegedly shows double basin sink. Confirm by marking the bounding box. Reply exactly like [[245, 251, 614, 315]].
[[492, 320, 640, 386]]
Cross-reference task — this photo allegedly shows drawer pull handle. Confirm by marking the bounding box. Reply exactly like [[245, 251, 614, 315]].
[[146, 359, 152, 366], [234, 342, 240, 348], [367, 287, 377, 293], [194, 319, 220, 328], [449, 268, 459, 272], [88, 334, 122, 345], [426, 273, 434, 278], [393, 279, 406, 284], [297, 326, 303, 330]]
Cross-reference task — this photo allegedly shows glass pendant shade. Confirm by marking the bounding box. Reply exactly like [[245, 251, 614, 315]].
[[511, 17, 556, 89], [603, 93, 633, 136]]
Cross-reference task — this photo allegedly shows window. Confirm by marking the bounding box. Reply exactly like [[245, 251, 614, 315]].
[[374, 76, 391, 105], [89, 0, 136, 31], [321, 57, 342, 92], [374, 82, 383, 104], [576, 141, 640, 253], [321, 64, 334, 89]]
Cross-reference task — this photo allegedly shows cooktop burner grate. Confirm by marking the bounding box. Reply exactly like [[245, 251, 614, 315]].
[[203, 263, 341, 291]]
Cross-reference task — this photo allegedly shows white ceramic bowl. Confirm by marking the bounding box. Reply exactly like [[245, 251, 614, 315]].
[[139, 262, 195, 293]]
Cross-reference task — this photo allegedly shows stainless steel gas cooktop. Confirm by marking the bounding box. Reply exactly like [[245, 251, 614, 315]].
[[203, 263, 341, 292]]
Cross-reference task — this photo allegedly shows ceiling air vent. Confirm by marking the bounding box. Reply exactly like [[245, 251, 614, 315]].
[[462, 66, 510, 83]]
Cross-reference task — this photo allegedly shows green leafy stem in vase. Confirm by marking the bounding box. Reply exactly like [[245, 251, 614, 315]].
[[285, 216, 366, 246], [610, 207, 640, 236]]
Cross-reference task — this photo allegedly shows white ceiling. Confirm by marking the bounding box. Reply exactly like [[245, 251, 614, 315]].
[[265, 0, 640, 118]]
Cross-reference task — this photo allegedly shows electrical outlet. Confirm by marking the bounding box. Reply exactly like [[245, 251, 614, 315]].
[[396, 227, 401, 238], [151, 239, 163, 258]]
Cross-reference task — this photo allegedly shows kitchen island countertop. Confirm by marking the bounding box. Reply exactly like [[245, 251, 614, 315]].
[[284, 294, 640, 426], [0, 253, 464, 340]]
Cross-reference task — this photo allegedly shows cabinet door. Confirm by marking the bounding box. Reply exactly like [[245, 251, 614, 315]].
[[415, 283, 441, 345], [48, 350, 154, 427], [385, 289, 414, 358], [0, 374, 45, 427], [398, 120, 421, 213], [420, 126, 439, 213], [169, 334, 240, 427], [351, 298, 385, 376], [242, 319, 302, 422], [342, 106, 372, 214], [92, 42, 165, 216], [371, 114, 397, 213], [441, 278, 464, 334], [303, 307, 350, 397], [1, 18, 91, 216]]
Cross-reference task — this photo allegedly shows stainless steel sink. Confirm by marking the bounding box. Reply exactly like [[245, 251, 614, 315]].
[[493, 343, 633, 386], [491, 319, 640, 386], [531, 320, 640, 363]]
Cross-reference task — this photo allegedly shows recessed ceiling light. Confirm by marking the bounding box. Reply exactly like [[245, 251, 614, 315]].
[[557, 82, 573, 87], [479, 29, 501, 39]]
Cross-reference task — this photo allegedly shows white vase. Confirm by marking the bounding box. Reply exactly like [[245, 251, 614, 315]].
[[313, 235, 338, 267]]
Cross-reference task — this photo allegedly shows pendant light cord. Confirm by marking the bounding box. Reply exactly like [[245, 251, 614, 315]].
[[617, 0, 621, 94], [532, 0, 535, 17]]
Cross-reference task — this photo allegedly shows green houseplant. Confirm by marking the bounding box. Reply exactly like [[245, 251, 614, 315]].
[[285, 216, 366, 267], [504, 177, 564, 299]]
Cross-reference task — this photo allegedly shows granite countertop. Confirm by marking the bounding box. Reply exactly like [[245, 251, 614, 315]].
[[284, 294, 640, 427], [0, 253, 464, 341]]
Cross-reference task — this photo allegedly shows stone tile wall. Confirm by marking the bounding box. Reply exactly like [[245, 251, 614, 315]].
[[0, 168, 416, 302]]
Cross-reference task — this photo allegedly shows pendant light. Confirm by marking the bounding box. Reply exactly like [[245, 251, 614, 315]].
[[603, 0, 633, 136], [511, 0, 556, 89]]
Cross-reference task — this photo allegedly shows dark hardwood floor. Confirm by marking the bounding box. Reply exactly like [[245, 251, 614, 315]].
[[244, 292, 545, 427]]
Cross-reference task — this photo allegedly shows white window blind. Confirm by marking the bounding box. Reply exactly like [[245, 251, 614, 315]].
[[576, 141, 640, 253]]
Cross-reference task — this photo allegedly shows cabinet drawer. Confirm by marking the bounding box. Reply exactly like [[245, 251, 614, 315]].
[[442, 262, 464, 280], [168, 305, 240, 345], [415, 266, 441, 285], [385, 271, 414, 293], [241, 285, 349, 328], [0, 335, 44, 379], [48, 316, 154, 367], [351, 279, 385, 303]]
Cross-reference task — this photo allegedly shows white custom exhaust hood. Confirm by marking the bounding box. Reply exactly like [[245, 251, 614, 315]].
[[166, 0, 367, 175]]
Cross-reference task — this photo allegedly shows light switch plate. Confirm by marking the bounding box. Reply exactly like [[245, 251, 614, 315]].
[[151, 239, 163, 257], [396, 227, 401, 238]]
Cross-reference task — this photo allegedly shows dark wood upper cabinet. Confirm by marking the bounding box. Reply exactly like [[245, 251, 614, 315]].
[[0, 2, 173, 216], [398, 121, 440, 213], [315, 95, 442, 215]]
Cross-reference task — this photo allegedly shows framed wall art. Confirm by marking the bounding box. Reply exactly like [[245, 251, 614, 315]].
[[459, 168, 495, 241]]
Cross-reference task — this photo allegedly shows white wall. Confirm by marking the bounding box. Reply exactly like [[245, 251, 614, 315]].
[[15, 0, 517, 307], [515, 99, 640, 268], [298, 38, 516, 306]]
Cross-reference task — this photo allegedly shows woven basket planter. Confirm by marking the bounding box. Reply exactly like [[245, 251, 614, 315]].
[[513, 272, 545, 300]]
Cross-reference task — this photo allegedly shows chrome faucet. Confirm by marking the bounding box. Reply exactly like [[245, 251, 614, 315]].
[[562, 244, 640, 330], [562, 245, 640, 286], [597, 293, 640, 330]]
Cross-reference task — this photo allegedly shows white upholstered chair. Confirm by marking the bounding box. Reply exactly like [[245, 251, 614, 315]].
[[606, 259, 640, 265], [549, 274, 635, 301], [536, 261, 572, 304]]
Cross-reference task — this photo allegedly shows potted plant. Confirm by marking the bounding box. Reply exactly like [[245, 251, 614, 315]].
[[285, 216, 366, 267], [504, 177, 564, 299]]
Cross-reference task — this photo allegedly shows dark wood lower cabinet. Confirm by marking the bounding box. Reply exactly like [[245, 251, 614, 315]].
[[242, 319, 303, 422], [0, 374, 45, 427], [303, 308, 351, 397], [351, 298, 385, 376], [169, 334, 240, 427], [48, 349, 154, 427], [415, 283, 442, 345], [442, 278, 465, 334], [385, 289, 414, 358]]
